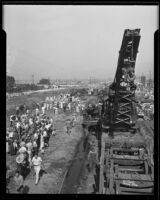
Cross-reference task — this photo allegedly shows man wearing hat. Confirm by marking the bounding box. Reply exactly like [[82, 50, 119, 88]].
[[18, 142, 27, 154]]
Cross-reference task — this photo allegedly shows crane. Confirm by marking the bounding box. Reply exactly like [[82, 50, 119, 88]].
[[98, 29, 154, 195], [102, 29, 141, 132]]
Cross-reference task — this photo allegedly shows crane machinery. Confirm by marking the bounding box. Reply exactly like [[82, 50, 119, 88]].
[[98, 29, 154, 195], [102, 29, 140, 132]]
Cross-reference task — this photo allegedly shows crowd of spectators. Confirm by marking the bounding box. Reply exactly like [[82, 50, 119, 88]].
[[6, 92, 87, 192]]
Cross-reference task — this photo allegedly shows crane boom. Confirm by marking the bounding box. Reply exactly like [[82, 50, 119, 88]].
[[103, 29, 141, 132]]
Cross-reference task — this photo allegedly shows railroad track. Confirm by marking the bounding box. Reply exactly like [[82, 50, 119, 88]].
[[58, 168, 69, 194], [98, 128, 154, 195]]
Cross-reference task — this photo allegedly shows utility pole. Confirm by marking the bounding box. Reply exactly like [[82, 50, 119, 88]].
[[32, 74, 34, 85]]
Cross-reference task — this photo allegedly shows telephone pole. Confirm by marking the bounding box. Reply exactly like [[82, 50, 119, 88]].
[[32, 74, 34, 84]]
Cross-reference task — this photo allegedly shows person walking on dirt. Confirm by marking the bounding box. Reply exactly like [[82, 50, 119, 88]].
[[32, 139, 38, 157], [68, 102, 71, 112], [42, 105, 46, 115], [63, 102, 67, 113], [55, 106, 58, 115], [66, 120, 72, 135], [26, 139, 33, 164], [70, 118, 74, 128], [88, 146, 98, 173], [71, 114, 77, 128], [35, 107, 39, 116], [52, 128, 56, 136], [39, 132, 45, 153], [10, 115, 16, 127], [46, 102, 49, 111], [31, 154, 43, 185]]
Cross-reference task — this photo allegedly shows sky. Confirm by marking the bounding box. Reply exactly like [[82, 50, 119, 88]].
[[3, 5, 158, 81]]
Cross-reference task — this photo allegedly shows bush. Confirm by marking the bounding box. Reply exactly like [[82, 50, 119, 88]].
[[38, 78, 50, 85]]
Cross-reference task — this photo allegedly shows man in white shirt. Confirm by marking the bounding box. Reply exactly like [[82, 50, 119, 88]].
[[50, 102, 53, 110], [60, 101, 63, 109], [46, 96, 49, 102], [46, 103, 49, 110], [29, 118, 33, 126], [35, 108, 39, 116], [16, 121, 21, 134], [42, 106, 45, 115], [26, 108, 29, 115], [31, 154, 43, 185], [45, 123, 52, 131], [49, 118, 53, 124], [55, 107, 58, 115], [34, 132, 38, 140], [68, 103, 71, 111], [26, 140, 33, 163], [50, 96, 53, 102]]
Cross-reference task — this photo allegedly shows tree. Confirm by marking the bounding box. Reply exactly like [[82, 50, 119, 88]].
[[38, 78, 51, 85], [6, 75, 15, 92]]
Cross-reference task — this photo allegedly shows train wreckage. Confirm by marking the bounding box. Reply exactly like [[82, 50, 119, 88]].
[[81, 29, 154, 195]]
